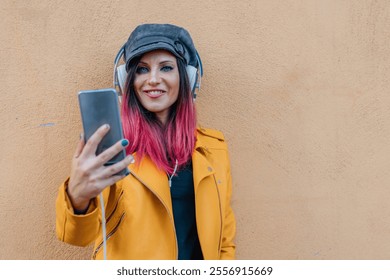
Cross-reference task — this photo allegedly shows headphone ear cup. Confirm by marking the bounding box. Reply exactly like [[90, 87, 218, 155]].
[[186, 65, 198, 96], [117, 64, 127, 94]]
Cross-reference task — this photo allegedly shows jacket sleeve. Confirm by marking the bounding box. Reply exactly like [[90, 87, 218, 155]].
[[220, 153, 236, 260], [55, 178, 100, 247]]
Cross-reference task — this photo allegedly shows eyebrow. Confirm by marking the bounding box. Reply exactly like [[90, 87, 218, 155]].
[[139, 60, 175, 65]]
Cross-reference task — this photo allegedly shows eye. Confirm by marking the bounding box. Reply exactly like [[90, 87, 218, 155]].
[[161, 65, 174, 72], [136, 66, 149, 74]]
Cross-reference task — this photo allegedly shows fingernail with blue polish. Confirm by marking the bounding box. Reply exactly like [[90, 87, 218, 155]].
[[121, 139, 129, 147]]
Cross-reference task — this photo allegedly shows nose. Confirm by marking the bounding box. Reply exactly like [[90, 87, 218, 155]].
[[147, 68, 161, 85]]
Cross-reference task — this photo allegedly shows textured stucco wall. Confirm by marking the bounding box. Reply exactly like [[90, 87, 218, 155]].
[[1, 0, 390, 259]]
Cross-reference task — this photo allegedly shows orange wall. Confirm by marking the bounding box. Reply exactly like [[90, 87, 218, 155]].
[[1, 0, 390, 259]]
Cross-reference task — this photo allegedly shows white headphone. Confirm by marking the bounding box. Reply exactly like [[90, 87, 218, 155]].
[[113, 44, 203, 100]]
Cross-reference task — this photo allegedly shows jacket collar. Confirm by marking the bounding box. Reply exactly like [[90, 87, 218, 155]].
[[194, 127, 207, 151]]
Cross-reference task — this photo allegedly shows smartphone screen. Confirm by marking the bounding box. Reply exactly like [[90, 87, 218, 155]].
[[78, 88, 128, 175]]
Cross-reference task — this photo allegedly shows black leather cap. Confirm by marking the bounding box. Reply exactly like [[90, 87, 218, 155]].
[[124, 24, 198, 71]]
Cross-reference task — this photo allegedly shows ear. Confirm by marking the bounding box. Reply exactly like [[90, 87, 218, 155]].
[[117, 64, 127, 94]]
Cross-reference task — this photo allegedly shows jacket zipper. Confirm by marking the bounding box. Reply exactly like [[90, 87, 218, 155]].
[[105, 190, 124, 224], [128, 170, 179, 260], [92, 190, 124, 259], [212, 174, 223, 257], [92, 212, 125, 259]]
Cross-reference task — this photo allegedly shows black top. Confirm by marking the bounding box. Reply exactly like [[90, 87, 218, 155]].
[[170, 161, 203, 260]]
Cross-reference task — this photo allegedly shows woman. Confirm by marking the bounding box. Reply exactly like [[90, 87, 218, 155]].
[[56, 23, 236, 260]]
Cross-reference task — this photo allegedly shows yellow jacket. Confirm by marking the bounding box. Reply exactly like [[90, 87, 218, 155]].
[[56, 127, 236, 259]]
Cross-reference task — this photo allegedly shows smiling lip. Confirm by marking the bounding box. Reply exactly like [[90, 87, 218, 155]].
[[143, 90, 165, 99]]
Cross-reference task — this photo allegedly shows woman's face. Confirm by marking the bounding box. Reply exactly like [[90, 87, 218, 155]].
[[134, 49, 180, 124]]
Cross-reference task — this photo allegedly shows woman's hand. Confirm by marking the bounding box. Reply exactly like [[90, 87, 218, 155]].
[[67, 124, 134, 211]]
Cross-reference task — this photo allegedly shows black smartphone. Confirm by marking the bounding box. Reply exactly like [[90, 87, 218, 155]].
[[78, 88, 129, 175]]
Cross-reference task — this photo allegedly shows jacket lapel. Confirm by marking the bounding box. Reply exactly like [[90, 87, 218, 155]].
[[193, 131, 216, 190], [192, 148, 215, 191], [128, 155, 173, 214]]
